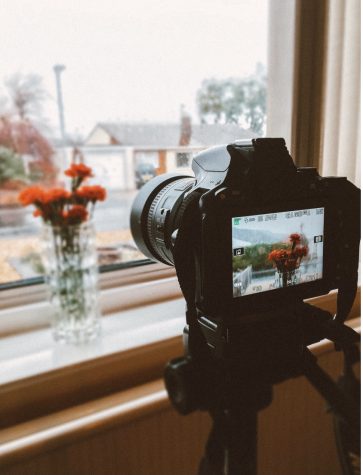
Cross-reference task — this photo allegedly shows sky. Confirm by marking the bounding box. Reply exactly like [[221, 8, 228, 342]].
[[1, 0, 268, 139], [233, 208, 325, 241]]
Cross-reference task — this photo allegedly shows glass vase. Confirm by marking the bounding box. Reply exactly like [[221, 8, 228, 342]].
[[42, 221, 101, 344], [275, 269, 300, 288]]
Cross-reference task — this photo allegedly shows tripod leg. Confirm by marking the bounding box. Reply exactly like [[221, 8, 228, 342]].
[[198, 409, 258, 475], [303, 349, 360, 436]]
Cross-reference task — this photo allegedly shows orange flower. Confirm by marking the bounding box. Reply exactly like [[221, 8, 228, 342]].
[[63, 205, 88, 225], [43, 188, 71, 204], [65, 163, 93, 179], [18, 186, 45, 206], [75, 185, 107, 203], [268, 249, 288, 261], [19, 165, 104, 226], [294, 246, 308, 258], [289, 233, 301, 243], [33, 209, 43, 218]]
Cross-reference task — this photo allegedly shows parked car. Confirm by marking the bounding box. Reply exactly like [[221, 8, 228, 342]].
[[135, 163, 157, 189]]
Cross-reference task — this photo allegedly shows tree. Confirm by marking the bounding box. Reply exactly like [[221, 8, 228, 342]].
[[0, 146, 26, 186], [5, 73, 48, 124], [0, 73, 57, 188], [196, 63, 267, 135], [0, 116, 57, 184]]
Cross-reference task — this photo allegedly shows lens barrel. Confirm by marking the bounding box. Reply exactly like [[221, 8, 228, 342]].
[[130, 172, 194, 265]]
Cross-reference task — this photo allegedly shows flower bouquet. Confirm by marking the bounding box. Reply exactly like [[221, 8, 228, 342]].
[[19, 164, 106, 343], [268, 233, 308, 288]]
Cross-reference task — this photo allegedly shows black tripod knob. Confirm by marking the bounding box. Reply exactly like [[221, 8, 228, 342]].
[[164, 357, 203, 415]]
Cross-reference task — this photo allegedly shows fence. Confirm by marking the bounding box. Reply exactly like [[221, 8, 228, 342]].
[[233, 265, 252, 297]]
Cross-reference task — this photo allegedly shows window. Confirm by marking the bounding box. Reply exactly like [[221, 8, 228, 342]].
[[0, 0, 360, 433], [0, 0, 268, 290]]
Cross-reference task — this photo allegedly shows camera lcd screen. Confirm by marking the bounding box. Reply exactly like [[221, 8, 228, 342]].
[[232, 208, 324, 297]]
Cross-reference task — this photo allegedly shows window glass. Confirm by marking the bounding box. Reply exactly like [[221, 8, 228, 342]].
[[0, 0, 267, 287]]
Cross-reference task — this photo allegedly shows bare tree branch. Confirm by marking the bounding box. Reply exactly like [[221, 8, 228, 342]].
[[5, 73, 48, 122]]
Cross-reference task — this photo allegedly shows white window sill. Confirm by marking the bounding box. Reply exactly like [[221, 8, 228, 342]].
[[0, 295, 186, 428]]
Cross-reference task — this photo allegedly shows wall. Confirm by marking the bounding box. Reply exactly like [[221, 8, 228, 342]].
[[2, 348, 352, 475]]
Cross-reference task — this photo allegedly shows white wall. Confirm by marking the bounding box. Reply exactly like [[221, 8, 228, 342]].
[[85, 127, 111, 145], [55, 146, 136, 191]]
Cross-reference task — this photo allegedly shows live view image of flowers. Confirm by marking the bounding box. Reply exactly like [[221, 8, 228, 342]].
[[232, 208, 324, 297]]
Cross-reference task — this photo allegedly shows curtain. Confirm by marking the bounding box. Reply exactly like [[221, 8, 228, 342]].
[[321, 0, 361, 186], [291, 0, 329, 168], [268, 0, 360, 184], [266, 0, 296, 150]]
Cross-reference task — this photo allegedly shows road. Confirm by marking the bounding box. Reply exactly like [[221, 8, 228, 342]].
[[0, 190, 138, 239]]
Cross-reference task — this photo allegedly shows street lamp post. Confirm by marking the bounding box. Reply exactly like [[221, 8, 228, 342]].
[[53, 64, 66, 143]]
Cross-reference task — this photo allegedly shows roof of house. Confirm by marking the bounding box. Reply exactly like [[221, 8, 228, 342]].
[[89, 122, 256, 147]]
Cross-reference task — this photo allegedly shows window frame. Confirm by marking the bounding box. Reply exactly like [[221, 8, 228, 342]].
[[0, 260, 176, 312]]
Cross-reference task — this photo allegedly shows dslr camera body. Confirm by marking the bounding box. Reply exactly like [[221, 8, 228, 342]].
[[131, 138, 359, 361]]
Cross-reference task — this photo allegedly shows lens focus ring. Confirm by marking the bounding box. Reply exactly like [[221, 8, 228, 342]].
[[146, 181, 177, 264], [130, 172, 194, 265], [145, 177, 194, 265]]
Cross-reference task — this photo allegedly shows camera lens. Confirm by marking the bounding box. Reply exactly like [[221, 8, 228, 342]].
[[130, 172, 195, 265]]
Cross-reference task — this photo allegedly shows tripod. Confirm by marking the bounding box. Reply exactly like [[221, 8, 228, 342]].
[[163, 172, 361, 475], [165, 304, 360, 475]]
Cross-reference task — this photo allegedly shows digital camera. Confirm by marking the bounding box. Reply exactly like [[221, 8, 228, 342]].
[[131, 138, 359, 321]]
